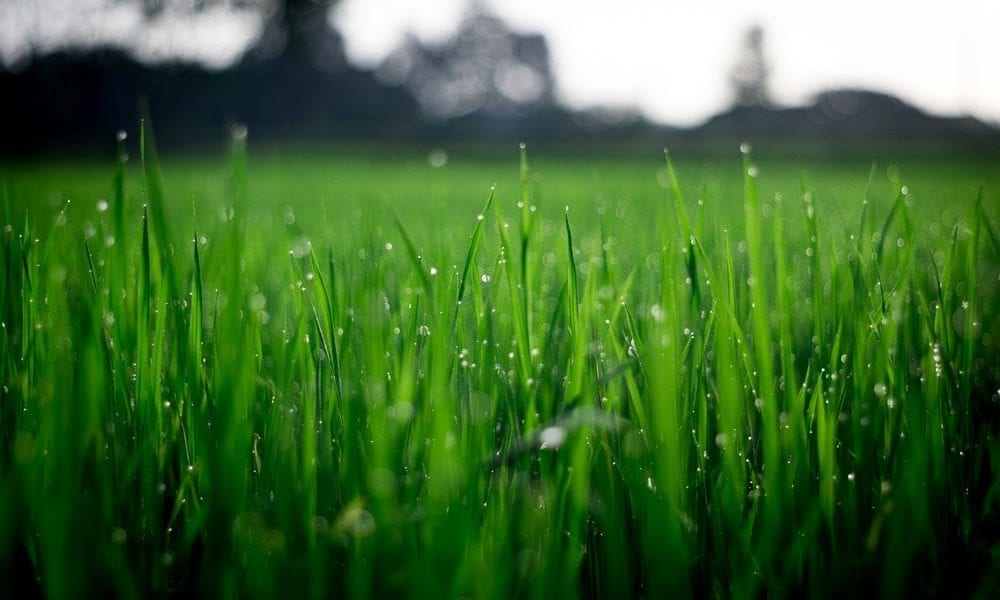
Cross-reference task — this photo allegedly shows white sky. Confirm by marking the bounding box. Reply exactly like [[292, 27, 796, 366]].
[[334, 0, 1000, 126], [1, 0, 997, 126], [0, 0, 261, 68]]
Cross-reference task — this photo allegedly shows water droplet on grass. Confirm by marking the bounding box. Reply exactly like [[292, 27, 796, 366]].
[[539, 426, 566, 450], [111, 527, 127, 544], [231, 123, 248, 141], [650, 303, 664, 322], [427, 148, 448, 167]]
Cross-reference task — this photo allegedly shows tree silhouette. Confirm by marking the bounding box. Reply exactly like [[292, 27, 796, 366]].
[[248, 0, 343, 65], [381, 8, 555, 119], [729, 24, 771, 108], [125, 0, 344, 64]]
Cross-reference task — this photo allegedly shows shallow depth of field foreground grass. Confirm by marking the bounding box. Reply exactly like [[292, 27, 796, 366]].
[[1, 132, 999, 598]]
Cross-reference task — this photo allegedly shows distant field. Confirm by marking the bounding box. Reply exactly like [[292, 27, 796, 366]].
[[1, 139, 998, 597], [4, 144, 999, 233]]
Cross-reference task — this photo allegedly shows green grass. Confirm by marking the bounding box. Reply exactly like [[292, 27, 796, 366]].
[[1, 136, 999, 598]]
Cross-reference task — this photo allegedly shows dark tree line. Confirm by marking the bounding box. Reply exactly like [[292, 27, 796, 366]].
[[0, 6, 994, 155], [1, 1, 618, 154]]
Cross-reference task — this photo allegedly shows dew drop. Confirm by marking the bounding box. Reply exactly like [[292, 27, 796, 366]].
[[539, 426, 566, 450]]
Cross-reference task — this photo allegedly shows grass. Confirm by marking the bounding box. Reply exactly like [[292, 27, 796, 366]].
[[0, 133, 998, 598]]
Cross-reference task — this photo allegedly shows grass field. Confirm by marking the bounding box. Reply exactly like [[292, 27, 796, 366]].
[[1, 131, 998, 598]]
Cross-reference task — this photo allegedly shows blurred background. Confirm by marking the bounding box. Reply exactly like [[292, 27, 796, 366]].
[[1, 0, 998, 155]]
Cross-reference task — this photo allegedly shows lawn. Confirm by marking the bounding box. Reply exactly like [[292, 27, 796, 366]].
[[1, 134, 998, 598]]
